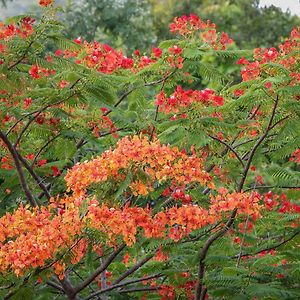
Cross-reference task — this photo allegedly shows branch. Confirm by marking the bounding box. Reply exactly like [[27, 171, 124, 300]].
[[84, 273, 163, 300], [112, 254, 154, 285], [13, 91, 78, 145], [207, 134, 245, 168], [195, 96, 280, 299], [104, 69, 177, 117], [46, 280, 64, 293], [59, 276, 79, 300], [17, 152, 51, 199], [237, 95, 279, 192], [233, 229, 300, 259], [244, 185, 300, 192], [119, 286, 161, 294], [73, 244, 126, 295], [0, 130, 37, 207], [195, 209, 237, 300], [8, 78, 80, 140], [31, 133, 61, 168], [8, 41, 34, 70]]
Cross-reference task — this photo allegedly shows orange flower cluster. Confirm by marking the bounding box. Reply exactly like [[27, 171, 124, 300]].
[[87, 189, 262, 246], [0, 187, 263, 277], [65, 135, 212, 197], [87, 199, 211, 246], [209, 188, 262, 220], [0, 203, 83, 277]]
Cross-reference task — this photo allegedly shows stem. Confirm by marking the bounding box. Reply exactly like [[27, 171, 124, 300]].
[[233, 229, 300, 259], [112, 254, 154, 285], [207, 134, 245, 167], [17, 153, 51, 199], [237, 95, 279, 192], [84, 273, 163, 300], [0, 130, 37, 207], [73, 244, 125, 296]]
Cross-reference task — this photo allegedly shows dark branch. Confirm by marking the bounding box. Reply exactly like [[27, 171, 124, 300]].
[[0, 130, 37, 207], [207, 134, 245, 167], [73, 244, 126, 295]]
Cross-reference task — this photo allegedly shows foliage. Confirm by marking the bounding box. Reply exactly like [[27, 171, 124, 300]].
[[0, 1, 300, 300]]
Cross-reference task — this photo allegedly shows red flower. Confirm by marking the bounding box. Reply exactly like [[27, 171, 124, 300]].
[[29, 64, 40, 79], [133, 49, 140, 56], [26, 153, 35, 160], [55, 49, 62, 56], [73, 36, 82, 44], [234, 89, 244, 97], [58, 80, 69, 89], [152, 47, 163, 58], [265, 82, 272, 89], [51, 166, 61, 177], [37, 159, 47, 167], [100, 107, 109, 115], [39, 0, 53, 7]]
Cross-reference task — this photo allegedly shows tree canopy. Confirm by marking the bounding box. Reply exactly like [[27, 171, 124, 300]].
[[0, 1, 300, 300]]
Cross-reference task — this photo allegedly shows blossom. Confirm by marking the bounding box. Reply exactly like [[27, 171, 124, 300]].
[[39, 0, 54, 7], [65, 135, 212, 197], [155, 85, 224, 114]]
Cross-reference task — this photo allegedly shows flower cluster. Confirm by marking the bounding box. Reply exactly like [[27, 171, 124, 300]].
[[167, 45, 184, 69], [29, 64, 56, 79], [0, 187, 264, 277], [88, 108, 119, 139], [237, 27, 300, 81], [87, 189, 262, 245], [68, 41, 134, 74], [0, 202, 83, 277], [290, 148, 300, 164], [155, 85, 224, 114], [0, 19, 34, 43], [209, 188, 262, 220], [169, 14, 233, 50], [39, 0, 54, 7], [65, 135, 212, 196]]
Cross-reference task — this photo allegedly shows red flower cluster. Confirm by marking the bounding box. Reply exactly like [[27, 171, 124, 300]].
[[74, 41, 134, 74], [0, 19, 34, 43], [155, 85, 224, 114], [170, 14, 233, 50], [89, 108, 119, 139], [39, 0, 54, 7], [167, 45, 184, 69], [29, 64, 56, 79], [264, 192, 300, 224], [237, 27, 300, 81], [170, 14, 215, 36], [290, 148, 300, 163]]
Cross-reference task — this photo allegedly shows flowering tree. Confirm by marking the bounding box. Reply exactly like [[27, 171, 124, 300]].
[[0, 1, 300, 299]]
